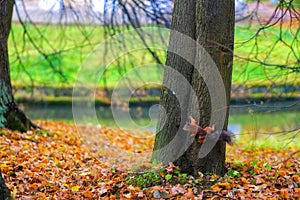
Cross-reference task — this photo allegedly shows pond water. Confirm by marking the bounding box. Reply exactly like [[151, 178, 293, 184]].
[[21, 100, 300, 138]]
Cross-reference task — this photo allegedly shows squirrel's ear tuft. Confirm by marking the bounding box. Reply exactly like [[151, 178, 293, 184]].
[[183, 122, 190, 131], [189, 116, 197, 125], [211, 124, 216, 130]]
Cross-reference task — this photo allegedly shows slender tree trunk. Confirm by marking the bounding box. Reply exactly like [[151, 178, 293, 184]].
[[152, 0, 234, 176]]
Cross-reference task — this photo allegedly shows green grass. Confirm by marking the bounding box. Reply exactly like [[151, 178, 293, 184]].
[[233, 25, 300, 87], [8, 23, 300, 89]]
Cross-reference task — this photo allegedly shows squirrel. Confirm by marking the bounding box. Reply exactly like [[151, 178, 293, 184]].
[[183, 116, 233, 145]]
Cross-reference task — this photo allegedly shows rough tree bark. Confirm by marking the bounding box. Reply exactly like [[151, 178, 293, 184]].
[[1, 0, 36, 197], [0, 171, 9, 200], [152, 0, 235, 176], [0, 0, 36, 132]]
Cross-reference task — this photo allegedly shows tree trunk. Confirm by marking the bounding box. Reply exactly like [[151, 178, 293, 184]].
[[152, 0, 197, 168], [0, 171, 10, 200], [152, 0, 235, 176], [1, 1, 36, 198], [0, 0, 35, 132]]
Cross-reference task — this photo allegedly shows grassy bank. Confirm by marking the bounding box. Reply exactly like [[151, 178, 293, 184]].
[[9, 23, 299, 89]]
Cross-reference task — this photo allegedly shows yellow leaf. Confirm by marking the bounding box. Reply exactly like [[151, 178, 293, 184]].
[[219, 182, 231, 190], [12, 187, 17, 198], [109, 195, 116, 200], [71, 185, 81, 192]]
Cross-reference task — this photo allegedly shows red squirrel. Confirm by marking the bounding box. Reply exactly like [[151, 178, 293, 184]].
[[183, 116, 233, 145]]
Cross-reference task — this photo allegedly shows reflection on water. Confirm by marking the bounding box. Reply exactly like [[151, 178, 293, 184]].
[[21, 100, 300, 134]]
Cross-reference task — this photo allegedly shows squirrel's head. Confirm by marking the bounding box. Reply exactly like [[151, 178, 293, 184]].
[[183, 122, 198, 135]]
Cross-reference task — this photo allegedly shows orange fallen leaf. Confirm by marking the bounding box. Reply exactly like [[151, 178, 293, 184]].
[[211, 184, 222, 192], [280, 188, 289, 199]]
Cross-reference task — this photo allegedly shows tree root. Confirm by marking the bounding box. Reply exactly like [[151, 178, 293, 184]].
[[4, 102, 41, 132]]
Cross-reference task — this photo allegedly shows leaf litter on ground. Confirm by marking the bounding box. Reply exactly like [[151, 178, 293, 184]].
[[0, 121, 299, 199]]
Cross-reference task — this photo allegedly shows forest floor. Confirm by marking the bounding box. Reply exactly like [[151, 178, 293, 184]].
[[1, 121, 299, 199]]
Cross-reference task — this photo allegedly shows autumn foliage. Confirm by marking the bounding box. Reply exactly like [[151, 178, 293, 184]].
[[0, 121, 299, 199]]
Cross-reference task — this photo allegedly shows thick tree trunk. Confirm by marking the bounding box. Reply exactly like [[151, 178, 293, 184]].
[[0, 0, 35, 132], [152, 0, 234, 176], [0, 171, 10, 200], [1, 1, 36, 198], [191, 0, 235, 175], [152, 0, 197, 167]]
